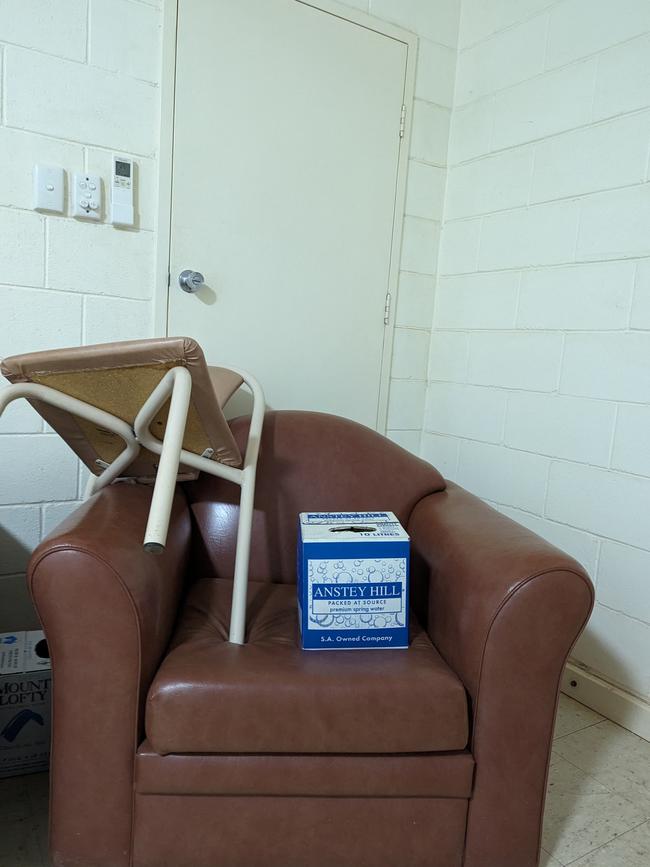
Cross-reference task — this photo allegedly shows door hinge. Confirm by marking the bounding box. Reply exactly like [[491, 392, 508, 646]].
[[399, 104, 407, 139], [167, 271, 171, 288], [383, 292, 392, 325]]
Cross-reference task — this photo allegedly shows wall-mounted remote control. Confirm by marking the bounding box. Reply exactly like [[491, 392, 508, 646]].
[[111, 155, 135, 227]]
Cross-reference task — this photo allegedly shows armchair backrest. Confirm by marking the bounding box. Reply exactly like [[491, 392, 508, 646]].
[[184, 410, 445, 586]]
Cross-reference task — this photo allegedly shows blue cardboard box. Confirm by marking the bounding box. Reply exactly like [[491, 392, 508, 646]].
[[297, 511, 409, 650]]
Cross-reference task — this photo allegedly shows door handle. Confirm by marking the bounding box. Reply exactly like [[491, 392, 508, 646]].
[[179, 269, 205, 293]]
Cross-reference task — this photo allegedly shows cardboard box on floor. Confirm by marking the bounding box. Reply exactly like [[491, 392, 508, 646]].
[[0, 630, 51, 778]]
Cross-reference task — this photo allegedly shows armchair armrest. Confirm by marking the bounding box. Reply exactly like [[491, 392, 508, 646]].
[[408, 482, 594, 867], [28, 484, 191, 867]]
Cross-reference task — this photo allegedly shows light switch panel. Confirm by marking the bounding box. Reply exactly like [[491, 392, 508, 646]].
[[72, 173, 102, 221], [33, 165, 65, 213]]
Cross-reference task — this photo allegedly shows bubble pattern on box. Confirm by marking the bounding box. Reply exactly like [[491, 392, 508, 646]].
[[308, 558, 407, 630]]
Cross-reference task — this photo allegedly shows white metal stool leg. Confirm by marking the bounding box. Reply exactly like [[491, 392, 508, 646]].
[[134, 366, 265, 643], [227, 370, 265, 644], [133, 366, 193, 553]]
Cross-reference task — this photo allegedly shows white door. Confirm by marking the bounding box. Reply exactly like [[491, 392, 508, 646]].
[[167, 0, 409, 428]]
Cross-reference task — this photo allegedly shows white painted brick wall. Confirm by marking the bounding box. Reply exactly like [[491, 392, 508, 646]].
[[612, 404, 650, 477], [479, 200, 580, 270], [598, 542, 650, 626], [455, 16, 547, 105], [438, 217, 482, 274], [631, 260, 650, 327], [448, 99, 494, 163], [410, 100, 451, 164], [457, 439, 550, 513], [593, 33, 650, 120], [577, 184, 650, 261], [546, 462, 650, 551], [400, 216, 440, 274], [504, 393, 616, 466], [406, 161, 446, 220], [47, 220, 155, 298], [83, 295, 152, 345], [0, 0, 161, 625], [428, 331, 469, 382], [424, 382, 506, 443], [466, 331, 564, 391], [1, 287, 83, 357], [386, 379, 427, 429], [434, 271, 519, 329], [395, 273, 435, 329], [391, 328, 430, 380], [385, 430, 421, 454], [423, 0, 650, 700], [458, 0, 556, 49], [445, 146, 533, 219], [415, 40, 456, 107], [561, 333, 650, 402], [1, 435, 80, 505], [89, 0, 162, 83], [545, 0, 650, 70], [491, 59, 597, 151], [0, 0, 88, 61], [518, 262, 635, 330], [0, 209, 45, 286], [420, 431, 460, 479], [5, 47, 158, 154], [530, 113, 650, 203]]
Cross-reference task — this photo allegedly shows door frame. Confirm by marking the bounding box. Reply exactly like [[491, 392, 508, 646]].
[[154, 0, 417, 433]]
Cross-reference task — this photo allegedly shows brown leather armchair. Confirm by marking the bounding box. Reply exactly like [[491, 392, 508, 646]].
[[29, 411, 593, 867]]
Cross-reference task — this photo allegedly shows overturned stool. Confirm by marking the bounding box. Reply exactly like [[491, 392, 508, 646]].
[[0, 337, 264, 644]]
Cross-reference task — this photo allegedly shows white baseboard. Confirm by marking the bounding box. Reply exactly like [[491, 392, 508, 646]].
[[561, 662, 650, 743]]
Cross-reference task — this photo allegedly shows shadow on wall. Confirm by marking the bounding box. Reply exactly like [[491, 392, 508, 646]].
[[0, 522, 32, 575], [0, 525, 40, 632]]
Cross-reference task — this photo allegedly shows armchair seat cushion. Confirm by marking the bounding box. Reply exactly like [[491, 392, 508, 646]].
[[145, 578, 469, 755]]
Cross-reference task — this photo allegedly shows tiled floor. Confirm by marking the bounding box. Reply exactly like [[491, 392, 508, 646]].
[[1, 696, 649, 866], [542, 695, 650, 866], [0, 769, 48, 866]]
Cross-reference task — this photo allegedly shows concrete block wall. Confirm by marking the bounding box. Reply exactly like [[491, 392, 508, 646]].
[[0, 0, 161, 626], [423, 0, 650, 701]]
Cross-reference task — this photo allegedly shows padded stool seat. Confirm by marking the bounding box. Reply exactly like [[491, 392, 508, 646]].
[[145, 579, 469, 755], [1, 337, 244, 478]]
